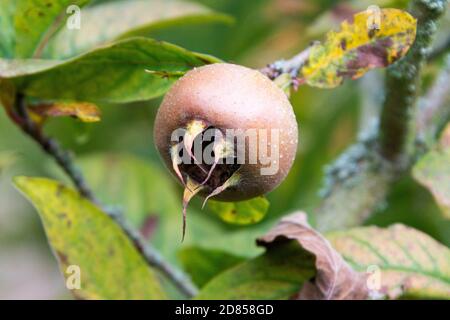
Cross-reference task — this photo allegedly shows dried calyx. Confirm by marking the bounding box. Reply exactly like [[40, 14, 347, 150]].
[[171, 120, 242, 240], [154, 63, 299, 241]]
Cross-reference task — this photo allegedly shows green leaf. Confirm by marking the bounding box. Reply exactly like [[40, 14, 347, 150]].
[[187, 212, 271, 258], [2, 0, 90, 58], [0, 1, 16, 58], [13, 176, 166, 300], [413, 123, 450, 219], [44, 0, 233, 59], [301, 8, 417, 88], [0, 59, 60, 77], [0, 37, 220, 103], [177, 246, 245, 288], [208, 196, 270, 225], [328, 224, 450, 299], [196, 242, 315, 300]]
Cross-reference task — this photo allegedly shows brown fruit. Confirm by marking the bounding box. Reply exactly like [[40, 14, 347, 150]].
[[154, 63, 298, 237]]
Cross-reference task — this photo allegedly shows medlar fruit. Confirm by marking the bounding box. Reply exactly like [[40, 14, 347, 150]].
[[154, 63, 298, 238]]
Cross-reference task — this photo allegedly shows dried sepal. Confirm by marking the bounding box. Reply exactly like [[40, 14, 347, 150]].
[[30, 101, 101, 123], [184, 119, 207, 168], [170, 144, 186, 186], [182, 177, 205, 241], [183, 120, 208, 174], [202, 171, 241, 209], [201, 136, 235, 185]]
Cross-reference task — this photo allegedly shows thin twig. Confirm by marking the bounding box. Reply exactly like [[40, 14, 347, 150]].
[[260, 43, 317, 80], [14, 93, 96, 200], [110, 212, 198, 297], [12, 93, 198, 298]]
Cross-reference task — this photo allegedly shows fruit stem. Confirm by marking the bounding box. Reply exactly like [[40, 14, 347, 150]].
[[260, 42, 318, 82]]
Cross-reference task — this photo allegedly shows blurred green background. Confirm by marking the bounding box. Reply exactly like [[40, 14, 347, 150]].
[[0, 0, 449, 299]]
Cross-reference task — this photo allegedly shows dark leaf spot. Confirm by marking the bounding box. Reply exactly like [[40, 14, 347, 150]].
[[56, 251, 69, 265], [338, 38, 393, 79], [56, 183, 64, 197], [58, 212, 67, 220], [368, 28, 379, 38]]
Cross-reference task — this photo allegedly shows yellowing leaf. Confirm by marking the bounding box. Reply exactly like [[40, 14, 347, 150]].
[[208, 196, 270, 225], [4, 0, 89, 58], [413, 123, 450, 219], [328, 224, 450, 299], [31, 101, 101, 123], [14, 177, 166, 300], [301, 8, 417, 88], [0, 78, 15, 113]]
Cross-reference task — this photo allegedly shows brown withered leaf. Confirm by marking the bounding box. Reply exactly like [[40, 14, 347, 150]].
[[257, 212, 368, 300]]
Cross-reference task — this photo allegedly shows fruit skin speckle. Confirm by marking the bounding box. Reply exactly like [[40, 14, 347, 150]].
[[154, 63, 299, 201]]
